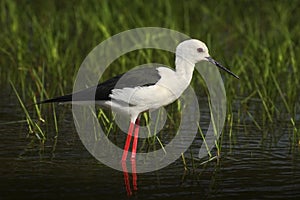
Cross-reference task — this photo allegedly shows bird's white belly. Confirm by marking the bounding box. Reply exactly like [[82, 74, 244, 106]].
[[108, 73, 190, 121], [134, 85, 178, 110], [108, 84, 181, 115]]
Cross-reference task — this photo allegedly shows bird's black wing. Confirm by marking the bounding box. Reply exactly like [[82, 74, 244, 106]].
[[38, 67, 161, 104]]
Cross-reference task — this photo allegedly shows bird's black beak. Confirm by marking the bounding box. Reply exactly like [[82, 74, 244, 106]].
[[205, 57, 239, 79]]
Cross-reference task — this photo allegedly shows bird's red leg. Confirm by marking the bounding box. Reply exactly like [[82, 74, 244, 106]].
[[131, 118, 140, 159], [131, 159, 138, 191], [121, 161, 132, 196], [122, 122, 135, 161]]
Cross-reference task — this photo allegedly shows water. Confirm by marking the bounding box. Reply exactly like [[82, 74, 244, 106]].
[[1, 88, 300, 199]]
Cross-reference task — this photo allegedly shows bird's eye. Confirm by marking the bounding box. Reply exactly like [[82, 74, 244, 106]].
[[197, 48, 204, 53]]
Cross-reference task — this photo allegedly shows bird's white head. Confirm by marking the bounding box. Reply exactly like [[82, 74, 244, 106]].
[[176, 39, 210, 65], [176, 39, 239, 79]]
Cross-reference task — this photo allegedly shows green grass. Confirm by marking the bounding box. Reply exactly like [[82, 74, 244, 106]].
[[1, 0, 300, 160]]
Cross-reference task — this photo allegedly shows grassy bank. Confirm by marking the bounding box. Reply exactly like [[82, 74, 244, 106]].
[[1, 0, 299, 147]]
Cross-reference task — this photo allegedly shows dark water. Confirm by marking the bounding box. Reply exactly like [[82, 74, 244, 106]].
[[1, 89, 300, 200]]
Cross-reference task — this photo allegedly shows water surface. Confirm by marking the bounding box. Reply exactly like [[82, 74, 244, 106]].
[[1, 88, 300, 199]]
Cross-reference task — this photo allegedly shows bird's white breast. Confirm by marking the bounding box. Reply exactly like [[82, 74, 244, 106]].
[[107, 66, 192, 121]]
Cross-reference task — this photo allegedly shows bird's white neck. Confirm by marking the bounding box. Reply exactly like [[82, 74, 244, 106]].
[[175, 56, 195, 84], [155, 56, 196, 101]]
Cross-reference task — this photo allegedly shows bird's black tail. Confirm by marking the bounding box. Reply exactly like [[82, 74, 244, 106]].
[[36, 86, 98, 104], [36, 94, 73, 104]]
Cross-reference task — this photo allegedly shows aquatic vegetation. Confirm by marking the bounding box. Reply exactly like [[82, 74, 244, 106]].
[[1, 0, 299, 166]]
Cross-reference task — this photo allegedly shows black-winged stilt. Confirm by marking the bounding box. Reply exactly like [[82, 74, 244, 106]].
[[38, 39, 239, 161]]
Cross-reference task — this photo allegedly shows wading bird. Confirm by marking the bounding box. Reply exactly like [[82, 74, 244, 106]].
[[38, 39, 239, 162]]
